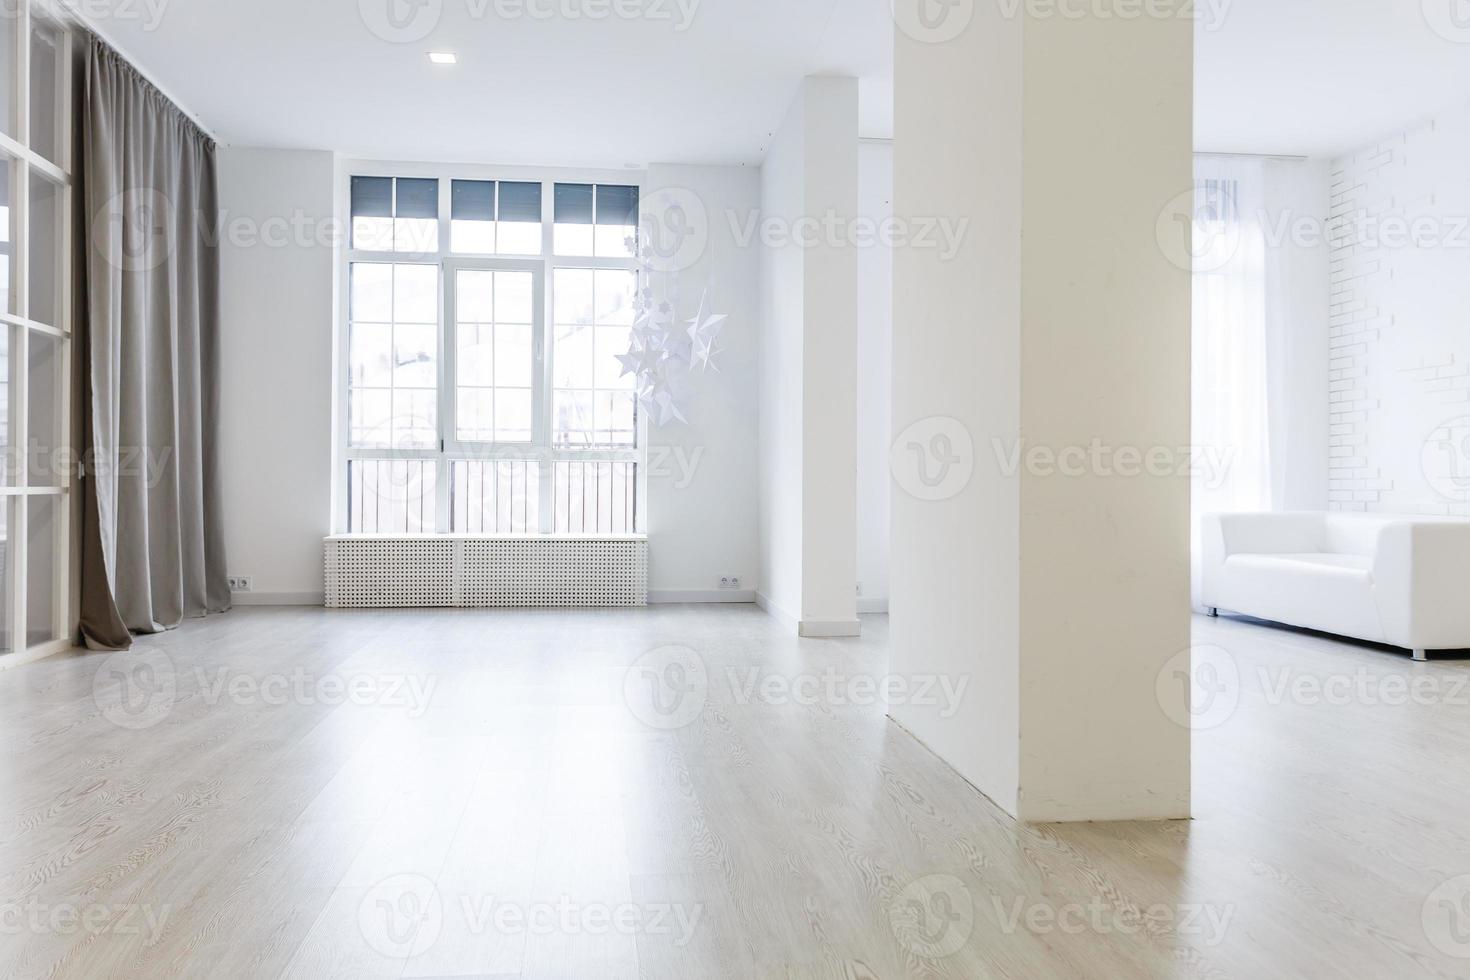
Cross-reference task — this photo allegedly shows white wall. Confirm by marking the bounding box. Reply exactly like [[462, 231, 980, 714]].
[[1264, 159, 1332, 511], [1015, 11, 1191, 821], [1329, 103, 1470, 517], [644, 164, 761, 601], [218, 148, 338, 603], [757, 76, 860, 635], [891, 0, 1023, 816], [799, 78, 860, 633], [219, 151, 762, 604], [758, 93, 806, 625], [856, 142, 893, 611], [892, 7, 1192, 822]]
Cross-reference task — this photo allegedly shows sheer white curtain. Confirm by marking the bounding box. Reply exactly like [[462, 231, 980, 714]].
[[1191, 155, 1275, 607]]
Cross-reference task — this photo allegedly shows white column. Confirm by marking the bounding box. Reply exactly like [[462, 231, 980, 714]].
[[890, 3, 1193, 821], [758, 76, 861, 637]]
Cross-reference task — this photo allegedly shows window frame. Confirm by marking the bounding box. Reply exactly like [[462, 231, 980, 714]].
[[0, 1, 75, 660], [336, 160, 647, 536]]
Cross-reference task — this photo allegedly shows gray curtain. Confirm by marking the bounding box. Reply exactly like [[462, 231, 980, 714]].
[[79, 38, 229, 650]]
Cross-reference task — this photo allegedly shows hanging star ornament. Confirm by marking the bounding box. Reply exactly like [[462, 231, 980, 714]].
[[690, 334, 723, 374], [685, 290, 728, 374], [623, 231, 729, 426], [615, 332, 663, 381]]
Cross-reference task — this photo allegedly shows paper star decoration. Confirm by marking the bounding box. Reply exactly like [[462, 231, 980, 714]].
[[622, 233, 730, 427], [686, 291, 728, 374]]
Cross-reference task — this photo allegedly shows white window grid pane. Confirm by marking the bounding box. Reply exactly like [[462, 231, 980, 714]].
[[552, 460, 639, 534], [349, 261, 439, 450], [394, 216, 438, 253], [450, 458, 540, 533], [450, 218, 495, 254], [553, 185, 638, 259], [351, 178, 443, 253], [347, 458, 437, 533], [455, 268, 536, 444], [448, 181, 544, 258], [28, 11, 61, 167], [553, 268, 638, 449]]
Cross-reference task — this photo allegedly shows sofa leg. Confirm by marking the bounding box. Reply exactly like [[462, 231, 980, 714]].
[[1413, 648, 1428, 663], [1206, 607, 1218, 618]]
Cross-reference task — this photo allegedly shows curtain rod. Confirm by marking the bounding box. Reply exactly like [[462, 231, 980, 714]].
[[60, 9, 223, 144], [1196, 151, 1310, 162]]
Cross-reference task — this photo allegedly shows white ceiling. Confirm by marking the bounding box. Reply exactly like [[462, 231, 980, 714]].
[[89, 0, 1470, 168], [1195, 0, 1470, 158], [88, 0, 893, 168]]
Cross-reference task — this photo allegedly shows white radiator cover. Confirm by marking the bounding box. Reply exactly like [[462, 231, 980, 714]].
[[324, 535, 648, 608]]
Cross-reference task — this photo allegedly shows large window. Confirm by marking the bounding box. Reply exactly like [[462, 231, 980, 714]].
[[0, 3, 74, 658], [341, 170, 645, 535]]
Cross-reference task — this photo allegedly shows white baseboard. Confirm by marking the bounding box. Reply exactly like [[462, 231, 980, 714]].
[[757, 592, 864, 637], [857, 597, 889, 614], [799, 619, 863, 638], [0, 637, 77, 672], [232, 592, 325, 607], [754, 591, 798, 631], [648, 590, 756, 604]]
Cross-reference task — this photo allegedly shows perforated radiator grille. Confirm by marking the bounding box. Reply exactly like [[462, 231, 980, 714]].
[[325, 535, 648, 608]]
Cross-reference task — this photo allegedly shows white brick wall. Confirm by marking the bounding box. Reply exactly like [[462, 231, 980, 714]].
[[1328, 101, 1470, 517]]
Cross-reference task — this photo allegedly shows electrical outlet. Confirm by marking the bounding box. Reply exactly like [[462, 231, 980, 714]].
[[719, 576, 742, 591], [228, 576, 254, 593]]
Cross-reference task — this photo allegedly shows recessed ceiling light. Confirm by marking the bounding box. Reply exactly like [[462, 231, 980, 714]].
[[428, 51, 458, 65]]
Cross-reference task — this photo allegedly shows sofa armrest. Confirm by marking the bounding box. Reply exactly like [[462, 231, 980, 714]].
[[1200, 512, 1326, 610], [1373, 521, 1470, 650]]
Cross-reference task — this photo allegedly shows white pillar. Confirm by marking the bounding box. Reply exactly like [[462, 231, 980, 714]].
[[758, 76, 861, 637], [890, 3, 1193, 821]]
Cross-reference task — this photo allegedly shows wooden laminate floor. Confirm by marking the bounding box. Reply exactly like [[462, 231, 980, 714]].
[[1, 605, 1468, 978]]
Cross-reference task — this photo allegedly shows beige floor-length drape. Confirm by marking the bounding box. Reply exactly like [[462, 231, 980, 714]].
[[79, 38, 229, 650]]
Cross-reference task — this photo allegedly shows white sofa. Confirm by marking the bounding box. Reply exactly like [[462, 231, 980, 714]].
[[1200, 512, 1470, 661]]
